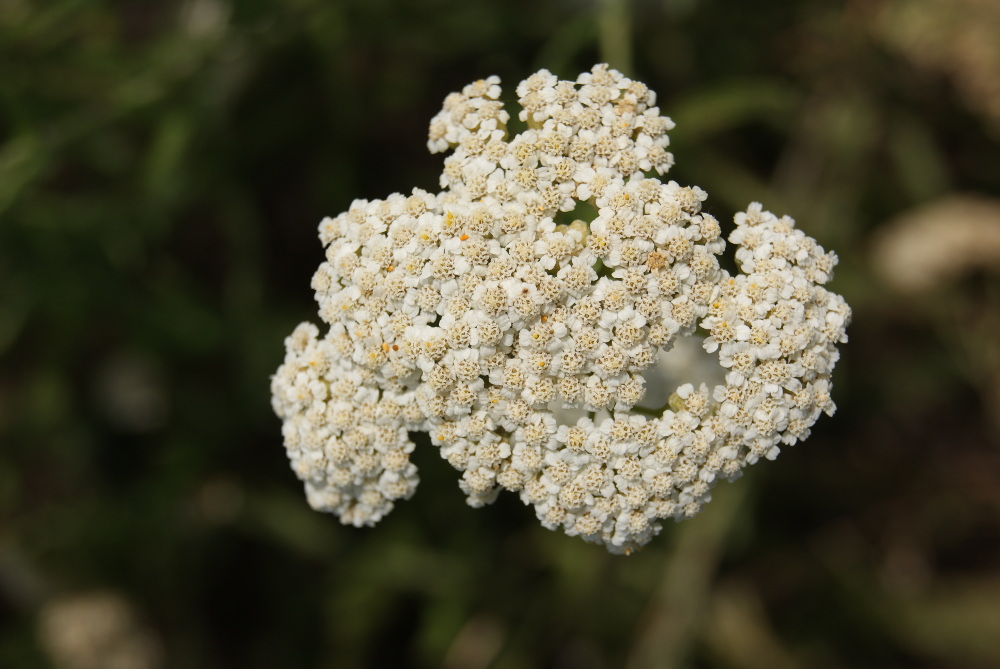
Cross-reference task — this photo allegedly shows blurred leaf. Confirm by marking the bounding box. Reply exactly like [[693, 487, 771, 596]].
[[0, 135, 47, 216], [626, 480, 749, 669], [670, 78, 801, 140], [886, 112, 952, 201], [705, 580, 804, 669], [144, 111, 191, 202], [884, 579, 1000, 664]]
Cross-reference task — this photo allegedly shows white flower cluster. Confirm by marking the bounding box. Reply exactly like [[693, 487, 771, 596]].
[[271, 65, 850, 553]]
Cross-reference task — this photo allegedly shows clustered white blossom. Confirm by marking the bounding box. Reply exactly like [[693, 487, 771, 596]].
[[271, 65, 851, 554]]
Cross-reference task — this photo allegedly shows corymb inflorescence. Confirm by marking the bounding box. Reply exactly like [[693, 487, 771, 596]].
[[270, 65, 851, 554]]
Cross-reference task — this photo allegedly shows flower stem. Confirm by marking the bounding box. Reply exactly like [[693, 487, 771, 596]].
[[598, 0, 633, 76]]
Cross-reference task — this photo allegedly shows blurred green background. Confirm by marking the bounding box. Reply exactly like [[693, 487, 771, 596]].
[[2, 0, 1000, 667]]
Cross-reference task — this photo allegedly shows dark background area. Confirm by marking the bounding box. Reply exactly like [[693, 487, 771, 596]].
[[2, 0, 1000, 667]]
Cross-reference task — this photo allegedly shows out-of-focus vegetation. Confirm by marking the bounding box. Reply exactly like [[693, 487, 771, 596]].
[[2, 0, 999, 667]]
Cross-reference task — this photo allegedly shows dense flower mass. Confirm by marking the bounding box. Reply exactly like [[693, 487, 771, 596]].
[[270, 65, 851, 553]]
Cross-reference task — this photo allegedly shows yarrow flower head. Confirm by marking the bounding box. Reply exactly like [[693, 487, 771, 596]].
[[271, 65, 851, 554]]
